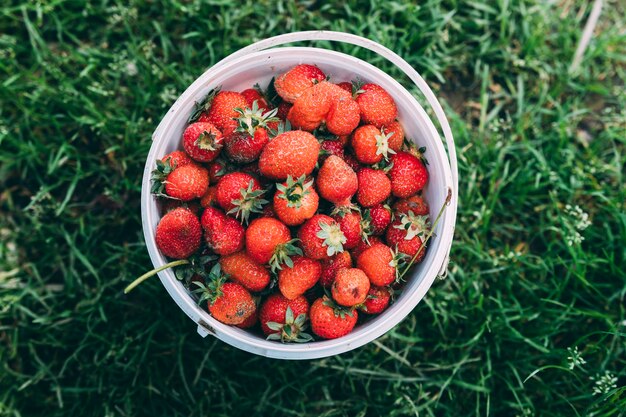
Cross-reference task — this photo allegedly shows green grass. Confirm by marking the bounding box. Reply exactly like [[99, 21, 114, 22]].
[[1, 0, 625, 416]]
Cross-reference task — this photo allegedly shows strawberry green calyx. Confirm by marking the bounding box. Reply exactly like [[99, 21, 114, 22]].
[[330, 203, 360, 218], [322, 296, 355, 319], [188, 87, 220, 123], [276, 175, 313, 209], [316, 221, 347, 256], [266, 307, 313, 343], [228, 181, 268, 224], [403, 139, 429, 166], [389, 247, 410, 283], [269, 239, 303, 272], [150, 158, 176, 196], [174, 253, 217, 284], [359, 210, 373, 244], [375, 129, 396, 161], [196, 130, 219, 151], [234, 100, 280, 137], [192, 263, 228, 306], [394, 211, 431, 241], [351, 78, 365, 99]]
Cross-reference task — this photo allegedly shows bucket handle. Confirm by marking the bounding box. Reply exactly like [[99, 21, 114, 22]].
[[216, 31, 457, 276]]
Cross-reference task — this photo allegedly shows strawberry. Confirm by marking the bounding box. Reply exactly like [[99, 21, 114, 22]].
[[155, 207, 202, 259], [236, 309, 258, 329], [241, 88, 270, 110], [216, 172, 267, 224], [362, 286, 391, 314], [316, 155, 358, 206], [351, 125, 396, 164], [276, 101, 292, 120], [319, 140, 345, 164], [201, 207, 245, 256], [258, 131, 320, 180], [259, 294, 312, 342], [287, 81, 333, 131], [331, 267, 370, 307], [299, 214, 346, 260], [274, 64, 326, 103], [393, 195, 429, 216], [342, 152, 362, 173], [220, 251, 271, 292], [164, 163, 209, 201], [245, 217, 301, 270], [389, 151, 428, 198], [161, 150, 193, 168], [273, 175, 319, 226], [278, 255, 322, 299], [261, 203, 276, 218], [204, 91, 248, 136], [386, 211, 431, 261], [336, 82, 353, 94], [332, 207, 362, 250], [199, 186, 217, 208], [357, 243, 398, 286], [381, 121, 404, 152], [161, 199, 202, 216], [355, 83, 397, 128], [182, 122, 224, 163], [309, 296, 358, 339], [363, 204, 392, 236], [194, 265, 256, 325], [225, 101, 280, 163], [207, 160, 226, 184], [356, 168, 391, 207], [351, 235, 382, 259], [325, 96, 360, 136], [320, 251, 352, 288]]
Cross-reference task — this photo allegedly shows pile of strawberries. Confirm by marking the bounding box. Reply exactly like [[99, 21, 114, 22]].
[[149, 64, 432, 341]]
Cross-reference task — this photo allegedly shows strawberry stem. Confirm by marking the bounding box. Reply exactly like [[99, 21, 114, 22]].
[[399, 189, 452, 279], [124, 259, 190, 294]]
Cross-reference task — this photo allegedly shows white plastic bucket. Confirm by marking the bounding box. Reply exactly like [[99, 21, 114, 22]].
[[141, 31, 458, 360]]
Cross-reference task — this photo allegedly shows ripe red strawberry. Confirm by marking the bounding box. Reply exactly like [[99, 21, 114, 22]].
[[356, 168, 391, 207], [336, 82, 353, 94], [299, 214, 346, 260], [225, 101, 279, 163], [273, 175, 319, 226], [274, 64, 326, 103], [362, 286, 391, 314], [161, 199, 202, 216], [332, 207, 362, 250], [319, 140, 345, 164], [276, 101, 292, 120], [161, 150, 193, 168], [200, 186, 217, 208], [351, 235, 382, 259], [320, 251, 352, 288], [259, 293, 311, 342], [216, 172, 267, 224], [326, 97, 360, 136], [201, 207, 245, 256], [342, 152, 362, 173], [351, 125, 396, 164], [245, 217, 301, 270], [382, 121, 404, 152], [164, 163, 209, 201], [182, 122, 224, 163], [278, 255, 322, 299], [155, 207, 202, 259], [331, 267, 370, 307], [236, 309, 258, 329], [357, 243, 398, 286], [220, 251, 271, 292], [207, 160, 226, 184], [355, 83, 397, 128], [386, 212, 431, 261], [258, 131, 320, 180], [209, 282, 256, 325], [364, 204, 392, 236], [287, 81, 333, 131], [241, 88, 270, 110], [204, 91, 248, 136], [309, 296, 358, 339], [316, 155, 358, 206], [389, 151, 429, 198], [393, 195, 430, 216]]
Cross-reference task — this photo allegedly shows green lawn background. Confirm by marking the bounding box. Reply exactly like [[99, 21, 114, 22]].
[[0, 1, 624, 416]]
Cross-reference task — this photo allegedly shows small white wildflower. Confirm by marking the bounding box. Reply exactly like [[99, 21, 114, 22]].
[[159, 86, 178, 104], [565, 205, 591, 231], [566, 346, 586, 370], [125, 61, 138, 76], [590, 371, 617, 395], [566, 231, 584, 247]]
